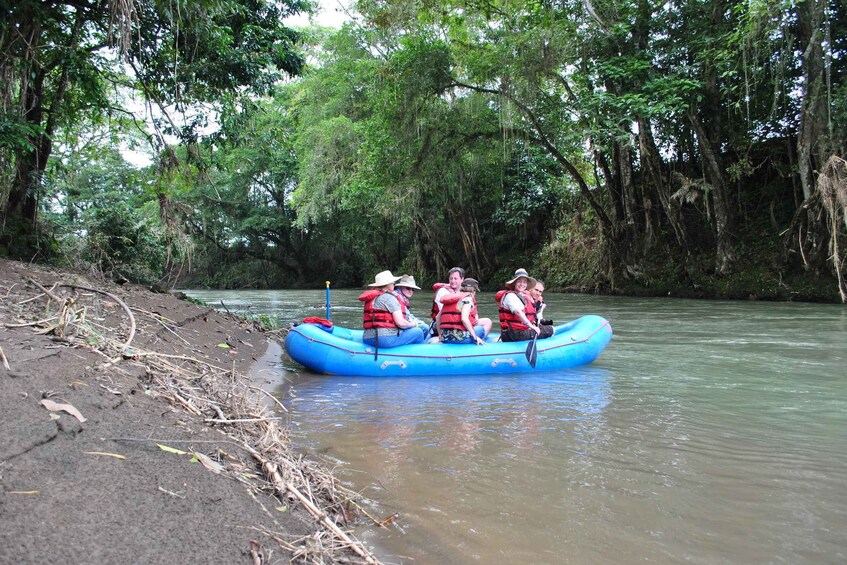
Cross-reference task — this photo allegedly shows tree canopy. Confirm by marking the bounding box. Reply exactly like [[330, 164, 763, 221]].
[[1, 0, 845, 301]]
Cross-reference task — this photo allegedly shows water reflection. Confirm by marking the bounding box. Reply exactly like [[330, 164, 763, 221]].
[[287, 366, 611, 453]]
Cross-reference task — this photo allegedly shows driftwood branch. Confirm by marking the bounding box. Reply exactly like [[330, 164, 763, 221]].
[[0, 346, 10, 370], [60, 284, 136, 352], [252, 452, 381, 565], [25, 279, 63, 303]]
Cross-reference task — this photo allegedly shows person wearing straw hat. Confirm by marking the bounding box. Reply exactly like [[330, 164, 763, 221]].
[[495, 268, 555, 342], [392, 274, 431, 336], [359, 270, 427, 348], [438, 278, 492, 345]]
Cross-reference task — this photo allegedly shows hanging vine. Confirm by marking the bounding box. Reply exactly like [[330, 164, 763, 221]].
[[817, 156, 847, 302]]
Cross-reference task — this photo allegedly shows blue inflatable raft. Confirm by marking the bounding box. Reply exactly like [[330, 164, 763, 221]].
[[284, 315, 613, 376]]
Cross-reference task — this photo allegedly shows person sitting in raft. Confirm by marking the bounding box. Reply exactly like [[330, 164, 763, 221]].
[[359, 270, 426, 348], [392, 274, 431, 336], [529, 278, 550, 324], [496, 268, 555, 342], [430, 266, 464, 337], [439, 278, 492, 345]]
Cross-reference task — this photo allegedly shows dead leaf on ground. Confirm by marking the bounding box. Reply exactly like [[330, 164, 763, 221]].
[[39, 398, 87, 422], [84, 451, 127, 460], [192, 452, 224, 474]]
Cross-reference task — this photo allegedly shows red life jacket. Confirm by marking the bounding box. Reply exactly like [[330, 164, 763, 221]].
[[438, 292, 478, 330], [391, 289, 412, 320], [495, 289, 537, 331], [359, 290, 399, 329], [430, 282, 451, 320]]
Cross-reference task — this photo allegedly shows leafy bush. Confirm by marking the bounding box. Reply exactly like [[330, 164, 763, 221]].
[[82, 204, 165, 284]]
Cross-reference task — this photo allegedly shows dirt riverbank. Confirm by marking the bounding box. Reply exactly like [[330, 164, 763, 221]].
[[0, 258, 379, 564]]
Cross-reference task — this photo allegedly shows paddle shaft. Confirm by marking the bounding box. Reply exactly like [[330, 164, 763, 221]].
[[325, 281, 331, 321], [526, 331, 539, 367]]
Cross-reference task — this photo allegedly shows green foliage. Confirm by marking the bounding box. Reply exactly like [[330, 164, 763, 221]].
[[132, 0, 307, 110], [2, 0, 844, 303], [32, 139, 167, 283], [244, 313, 282, 331], [82, 203, 165, 284], [1, 0, 309, 244], [0, 113, 40, 152], [537, 205, 606, 291]]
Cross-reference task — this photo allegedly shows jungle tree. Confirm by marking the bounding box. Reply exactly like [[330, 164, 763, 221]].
[[0, 0, 307, 258]]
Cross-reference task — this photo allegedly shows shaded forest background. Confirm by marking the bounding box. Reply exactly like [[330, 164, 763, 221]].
[[1, 0, 845, 302]]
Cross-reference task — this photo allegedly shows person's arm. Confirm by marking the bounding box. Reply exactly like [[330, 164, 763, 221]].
[[461, 301, 485, 345], [516, 309, 539, 334], [381, 294, 414, 329], [433, 288, 448, 332], [434, 287, 448, 311], [392, 309, 414, 328], [506, 294, 540, 334]]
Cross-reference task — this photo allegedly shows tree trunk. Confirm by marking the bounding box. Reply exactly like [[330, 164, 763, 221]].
[[449, 206, 489, 278], [689, 111, 735, 274], [638, 118, 685, 252], [4, 10, 81, 228], [615, 140, 640, 233], [595, 150, 624, 226], [7, 71, 48, 223], [683, 0, 735, 274]]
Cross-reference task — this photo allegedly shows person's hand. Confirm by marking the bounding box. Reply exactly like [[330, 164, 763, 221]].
[[475, 335, 486, 346], [531, 324, 540, 335]]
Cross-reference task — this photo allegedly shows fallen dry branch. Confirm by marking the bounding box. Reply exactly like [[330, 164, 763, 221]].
[[4, 315, 59, 328], [205, 416, 284, 424], [253, 453, 379, 565], [25, 278, 63, 303], [58, 283, 136, 352], [248, 385, 289, 413], [0, 345, 10, 370], [130, 306, 191, 345]]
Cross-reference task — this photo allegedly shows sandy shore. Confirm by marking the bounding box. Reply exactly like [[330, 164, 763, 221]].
[[0, 258, 379, 564]]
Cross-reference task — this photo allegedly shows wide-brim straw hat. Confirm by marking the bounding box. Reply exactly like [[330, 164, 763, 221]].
[[505, 268, 537, 290], [368, 270, 401, 287], [396, 274, 421, 290]]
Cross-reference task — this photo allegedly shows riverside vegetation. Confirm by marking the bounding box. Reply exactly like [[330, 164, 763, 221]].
[[1, 1, 845, 302]]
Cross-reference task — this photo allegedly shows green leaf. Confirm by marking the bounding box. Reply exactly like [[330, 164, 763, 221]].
[[157, 444, 188, 455]]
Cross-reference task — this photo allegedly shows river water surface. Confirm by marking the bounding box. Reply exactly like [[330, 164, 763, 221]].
[[184, 289, 847, 564]]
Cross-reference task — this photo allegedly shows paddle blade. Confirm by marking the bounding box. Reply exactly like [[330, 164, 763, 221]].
[[526, 334, 539, 368]]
